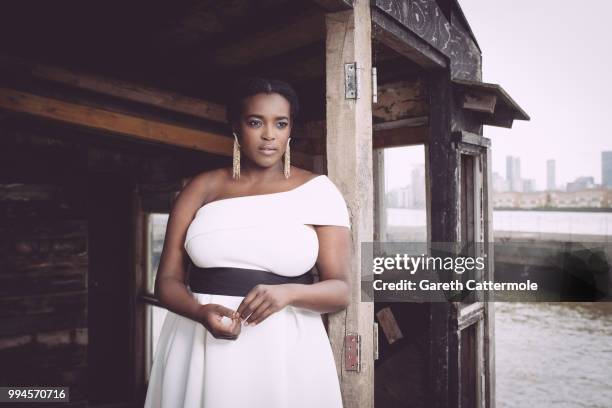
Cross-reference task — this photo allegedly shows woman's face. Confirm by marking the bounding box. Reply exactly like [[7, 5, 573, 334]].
[[234, 92, 292, 170]]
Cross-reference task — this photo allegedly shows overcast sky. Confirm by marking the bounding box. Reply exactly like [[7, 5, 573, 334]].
[[385, 0, 612, 191]]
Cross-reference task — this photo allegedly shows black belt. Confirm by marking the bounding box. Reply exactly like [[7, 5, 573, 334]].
[[188, 266, 314, 296]]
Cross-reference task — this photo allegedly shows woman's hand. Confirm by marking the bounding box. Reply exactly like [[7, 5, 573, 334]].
[[196, 304, 242, 340], [236, 284, 294, 326]]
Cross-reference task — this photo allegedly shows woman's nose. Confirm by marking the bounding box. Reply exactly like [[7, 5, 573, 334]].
[[262, 126, 276, 140]]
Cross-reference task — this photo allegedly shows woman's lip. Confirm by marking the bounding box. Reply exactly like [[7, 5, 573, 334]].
[[258, 148, 277, 155]]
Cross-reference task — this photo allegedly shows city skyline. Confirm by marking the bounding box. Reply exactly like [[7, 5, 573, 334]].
[[460, 0, 612, 187], [494, 152, 611, 193]]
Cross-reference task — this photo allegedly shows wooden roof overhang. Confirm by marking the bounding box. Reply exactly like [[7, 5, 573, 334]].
[[452, 78, 530, 128]]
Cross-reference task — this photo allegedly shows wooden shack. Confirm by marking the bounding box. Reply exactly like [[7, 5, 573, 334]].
[[0, 0, 528, 407]]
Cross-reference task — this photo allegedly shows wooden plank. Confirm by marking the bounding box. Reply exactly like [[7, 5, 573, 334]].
[[239, 42, 326, 81], [371, 8, 447, 69], [453, 130, 491, 148], [313, 0, 353, 11], [462, 90, 497, 114], [0, 87, 232, 155], [375, 307, 404, 344], [212, 11, 326, 67], [482, 146, 496, 408], [0, 87, 315, 169], [325, 1, 374, 406], [427, 68, 459, 408], [461, 154, 475, 243], [373, 116, 428, 131], [373, 79, 428, 122], [373, 125, 428, 149], [28, 64, 227, 123]]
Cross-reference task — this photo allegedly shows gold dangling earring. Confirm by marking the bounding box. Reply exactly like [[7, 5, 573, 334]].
[[232, 132, 241, 180], [284, 137, 291, 179]]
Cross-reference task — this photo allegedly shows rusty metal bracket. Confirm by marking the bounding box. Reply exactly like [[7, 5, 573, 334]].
[[345, 333, 361, 371]]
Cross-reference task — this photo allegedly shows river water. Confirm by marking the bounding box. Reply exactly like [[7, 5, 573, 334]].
[[495, 302, 612, 408], [386, 209, 612, 407]]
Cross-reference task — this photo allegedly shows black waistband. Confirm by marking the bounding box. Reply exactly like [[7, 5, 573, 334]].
[[188, 266, 314, 297]]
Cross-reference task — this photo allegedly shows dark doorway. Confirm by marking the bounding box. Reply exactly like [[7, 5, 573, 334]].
[[87, 171, 133, 405]]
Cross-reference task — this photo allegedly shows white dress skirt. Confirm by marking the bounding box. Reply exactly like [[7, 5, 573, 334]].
[[144, 175, 351, 408]]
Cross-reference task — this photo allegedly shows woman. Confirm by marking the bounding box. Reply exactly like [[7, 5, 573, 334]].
[[144, 77, 352, 408]]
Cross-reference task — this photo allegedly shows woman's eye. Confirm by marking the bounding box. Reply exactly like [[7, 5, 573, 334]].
[[248, 120, 261, 127], [277, 122, 288, 129]]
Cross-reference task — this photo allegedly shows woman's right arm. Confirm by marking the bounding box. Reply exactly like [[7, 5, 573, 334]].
[[153, 171, 241, 339]]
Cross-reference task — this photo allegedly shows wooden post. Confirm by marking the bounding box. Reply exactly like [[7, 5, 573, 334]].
[[373, 149, 387, 242], [325, 1, 374, 407], [483, 146, 496, 408], [427, 68, 459, 408]]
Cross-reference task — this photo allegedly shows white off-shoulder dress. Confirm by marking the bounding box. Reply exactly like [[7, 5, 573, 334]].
[[144, 174, 351, 408]]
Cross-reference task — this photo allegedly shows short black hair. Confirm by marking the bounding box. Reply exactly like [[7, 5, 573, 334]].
[[226, 77, 300, 130]]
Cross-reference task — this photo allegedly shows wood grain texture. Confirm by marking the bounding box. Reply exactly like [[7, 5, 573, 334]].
[[0, 213, 87, 403], [371, 7, 447, 69], [376, 307, 404, 344], [373, 0, 481, 80], [325, 1, 374, 406], [374, 79, 428, 121], [426, 68, 458, 408], [28, 63, 227, 123], [212, 11, 326, 67], [0, 88, 231, 155], [0, 87, 314, 169]]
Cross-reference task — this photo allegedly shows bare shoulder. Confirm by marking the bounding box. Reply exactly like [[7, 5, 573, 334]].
[[181, 168, 228, 204]]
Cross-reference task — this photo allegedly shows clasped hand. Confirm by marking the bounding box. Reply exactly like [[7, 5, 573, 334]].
[[198, 284, 292, 340]]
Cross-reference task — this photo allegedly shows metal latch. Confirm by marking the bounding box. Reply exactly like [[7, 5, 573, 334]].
[[373, 322, 379, 360], [345, 333, 361, 371], [345, 62, 358, 99]]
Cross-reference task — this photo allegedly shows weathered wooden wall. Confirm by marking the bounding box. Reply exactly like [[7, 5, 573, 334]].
[[0, 161, 89, 405], [0, 116, 228, 406]]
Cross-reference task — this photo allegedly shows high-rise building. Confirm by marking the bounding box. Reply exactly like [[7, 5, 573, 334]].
[[546, 159, 556, 191], [603, 151, 612, 189], [505, 156, 522, 192], [513, 157, 521, 192], [505, 156, 513, 190]]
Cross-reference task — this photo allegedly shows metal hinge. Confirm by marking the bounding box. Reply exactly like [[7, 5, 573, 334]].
[[344, 62, 358, 99], [345, 333, 361, 371], [372, 66, 378, 104], [345, 63, 377, 103]]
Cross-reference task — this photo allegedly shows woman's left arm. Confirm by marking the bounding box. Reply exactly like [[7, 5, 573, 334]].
[[286, 225, 351, 313]]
